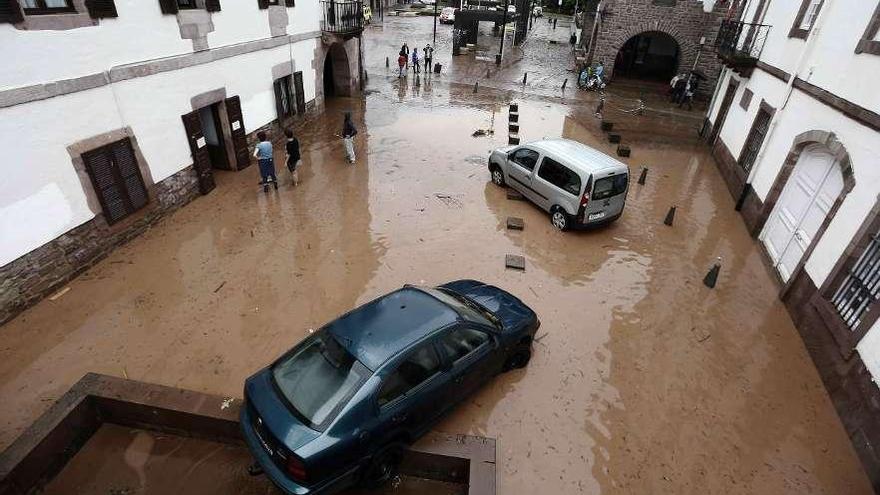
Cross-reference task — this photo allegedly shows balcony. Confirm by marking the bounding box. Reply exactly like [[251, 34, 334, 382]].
[[321, 0, 364, 37], [714, 20, 771, 77]]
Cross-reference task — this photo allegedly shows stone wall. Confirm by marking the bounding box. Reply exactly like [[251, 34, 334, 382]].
[[589, 0, 734, 98], [0, 166, 200, 325]]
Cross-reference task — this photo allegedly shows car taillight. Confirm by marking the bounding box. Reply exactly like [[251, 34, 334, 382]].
[[286, 454, 308, 482], [580, 191, 590, 208]]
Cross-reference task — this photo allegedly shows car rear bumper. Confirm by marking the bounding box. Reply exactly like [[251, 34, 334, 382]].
[[240, 406, 359, 495], [574, 210, 623, 229]]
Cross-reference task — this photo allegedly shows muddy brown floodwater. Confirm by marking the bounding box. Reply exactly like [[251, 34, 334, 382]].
[[42, 424, 463, 495], [0, 72, 873, 494]]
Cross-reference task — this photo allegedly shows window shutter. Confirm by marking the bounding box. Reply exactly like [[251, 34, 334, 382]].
[[258, 0, 269, 9], [205, 0, 221, 12], [274, 80, 285, 120], [293, 72, 305, 114], [181, 111, 216, 194], [285, 0, 295, 7], [0, 0, 23, 23], [83, 148, 130, 224], [225, 96, 251, 170], [111, 140, 148, 210], [85, 0, 118, 18], [158, 0, 179, 14]]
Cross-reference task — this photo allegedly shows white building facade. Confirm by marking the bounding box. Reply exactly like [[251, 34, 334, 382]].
[[0, 0, 362, 323], [703, 0, 880, 486]]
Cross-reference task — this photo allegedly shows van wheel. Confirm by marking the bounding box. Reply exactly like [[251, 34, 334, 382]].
[[550, 208, 569, 231], [360, 443, 404, 488], [490, 166, 505, 187]]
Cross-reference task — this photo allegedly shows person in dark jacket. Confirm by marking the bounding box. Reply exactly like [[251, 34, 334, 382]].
[[285, 129, 301, 185], [342, 112, 357, 164]]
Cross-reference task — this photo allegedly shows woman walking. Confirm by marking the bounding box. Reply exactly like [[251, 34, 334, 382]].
[[342, 112, 358, 164], [253, 131, 277, 192], [285, 129, 301, 185]]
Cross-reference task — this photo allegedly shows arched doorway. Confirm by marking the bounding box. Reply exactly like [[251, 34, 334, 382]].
[[613, 31, 680, 81], [323, 43, 353, 98], [761, 143, 846, 282]]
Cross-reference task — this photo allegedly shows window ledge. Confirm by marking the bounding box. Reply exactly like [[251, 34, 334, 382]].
[[856, 39, 880, 56], [14, 11, 96, 30], [788, 27, 809, 39]]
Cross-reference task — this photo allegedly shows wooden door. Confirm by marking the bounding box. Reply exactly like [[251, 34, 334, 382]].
[[182, 111, 216, 195], [225, 96, 251, 170], [710, 78, 738, 144], [294, 72, 306, 114], [761, 147, 843, 281]]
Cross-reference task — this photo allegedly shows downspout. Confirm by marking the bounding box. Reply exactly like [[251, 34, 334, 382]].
[[742, 0, 833, 191], [585, 0, 601, 63]]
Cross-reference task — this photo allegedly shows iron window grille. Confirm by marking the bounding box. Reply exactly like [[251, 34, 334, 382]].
[[738, 107, 772, 172], [831, 232, 880, 331]]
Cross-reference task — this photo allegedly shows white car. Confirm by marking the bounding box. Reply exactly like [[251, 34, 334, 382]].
[[439, 6, 455, 23], [507, 5, 516, 14], [532, 6, 543, 16]]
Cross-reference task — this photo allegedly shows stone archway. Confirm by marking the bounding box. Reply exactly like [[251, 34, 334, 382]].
[[757, 130, 856, 292], [614, 31, 681, 81], [322, 42, 353, 98], [594, 20, 696, 82]]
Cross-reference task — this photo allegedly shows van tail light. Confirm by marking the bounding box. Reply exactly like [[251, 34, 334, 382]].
[[580, 191, 590, 208], [286, 454, 308, 482]]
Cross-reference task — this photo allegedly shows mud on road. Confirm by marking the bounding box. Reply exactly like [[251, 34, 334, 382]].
[[0, 71, 873, 494]]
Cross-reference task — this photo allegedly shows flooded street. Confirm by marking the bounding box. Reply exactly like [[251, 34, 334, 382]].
[[0, 18, 873, 495]]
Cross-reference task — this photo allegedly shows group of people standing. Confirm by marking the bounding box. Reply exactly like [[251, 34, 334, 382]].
[[669, 73, 699, 110], [252, 112, 359, 192], [397, 42, 434, 78]]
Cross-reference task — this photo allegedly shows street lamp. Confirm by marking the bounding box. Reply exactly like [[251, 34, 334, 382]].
[[433, 0, 438, 45], [497, 0, 510, 65]]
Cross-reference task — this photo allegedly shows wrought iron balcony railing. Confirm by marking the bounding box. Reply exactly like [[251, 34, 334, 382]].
[[715, 19, 771, 76], [321, 0, 363, 35]]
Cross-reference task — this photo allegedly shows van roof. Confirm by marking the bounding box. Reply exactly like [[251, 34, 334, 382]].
[[529, 139, 628, 175]]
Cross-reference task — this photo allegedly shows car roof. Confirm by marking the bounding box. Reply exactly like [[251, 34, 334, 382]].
[[326, 288, 458, 371], [526, 139, 628, 175]]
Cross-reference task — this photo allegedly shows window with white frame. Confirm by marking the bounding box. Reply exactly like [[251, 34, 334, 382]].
[[799, 0, 822, 29]]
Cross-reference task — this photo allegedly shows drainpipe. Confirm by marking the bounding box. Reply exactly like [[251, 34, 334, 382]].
[[585, 0, 601, 63], [742, 0, 833, 190]]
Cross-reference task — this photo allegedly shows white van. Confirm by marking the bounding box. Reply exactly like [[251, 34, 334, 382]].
[[489, 139, 629, 230]]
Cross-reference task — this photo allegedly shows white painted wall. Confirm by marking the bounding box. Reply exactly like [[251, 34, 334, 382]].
[[706, 0, 880, 382], [0, 0, 321, 90], [0, 1, 190, 89], [0, 86, 123, 266], [756, 0, 880, 112], [0, 37, 318, 267]]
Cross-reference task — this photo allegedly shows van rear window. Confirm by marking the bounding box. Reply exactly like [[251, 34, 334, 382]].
[[592, 174, 628, 200]]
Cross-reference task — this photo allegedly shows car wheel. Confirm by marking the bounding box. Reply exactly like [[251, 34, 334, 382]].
[[504, 345, 532, 371], [361, 443, 404, 488], [551, 208, 569, 231], [491, 166, 505, 186]]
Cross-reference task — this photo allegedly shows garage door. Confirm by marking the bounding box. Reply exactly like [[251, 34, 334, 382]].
[[761, 145, 843, 282]]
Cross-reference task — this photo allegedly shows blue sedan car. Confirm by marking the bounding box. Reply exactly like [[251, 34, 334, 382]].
[[241, 280, 539, 494]]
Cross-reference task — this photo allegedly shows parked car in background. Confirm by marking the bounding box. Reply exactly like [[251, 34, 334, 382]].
[[532, 5, 543, 16], [439, 6, 456, 23], [488, 139, 630, 231], [507, 4, 516, 14], [241, 282, 539, 494]]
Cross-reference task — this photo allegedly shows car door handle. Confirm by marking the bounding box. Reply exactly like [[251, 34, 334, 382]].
[[453, 375, 465, 384], [392, 412, 408, 423]]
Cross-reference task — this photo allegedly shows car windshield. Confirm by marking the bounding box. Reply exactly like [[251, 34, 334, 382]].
[[272, 332, 369, 430], [423, 287, 500, 329]]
